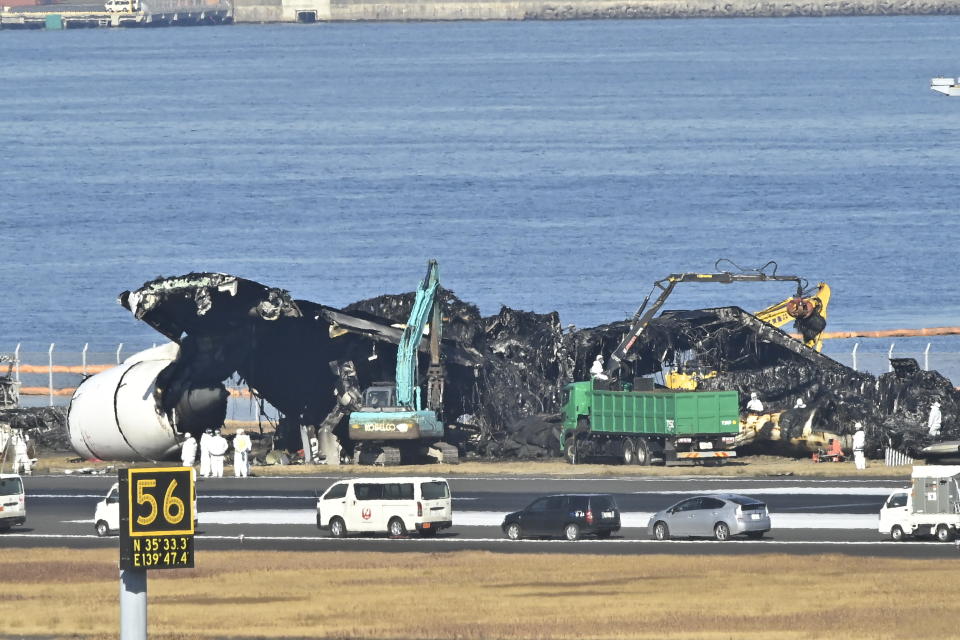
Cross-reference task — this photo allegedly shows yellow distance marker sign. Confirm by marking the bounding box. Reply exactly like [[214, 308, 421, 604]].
[[119, 467, 195, 570]]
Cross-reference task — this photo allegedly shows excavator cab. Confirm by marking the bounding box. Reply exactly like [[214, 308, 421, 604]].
[[362, 385, 396, 410]]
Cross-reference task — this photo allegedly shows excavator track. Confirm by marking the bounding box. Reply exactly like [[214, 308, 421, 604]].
[[353, 445, 403, 466], [433, 442, 460, 465]]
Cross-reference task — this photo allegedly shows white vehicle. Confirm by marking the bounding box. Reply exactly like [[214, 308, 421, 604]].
[[104, 0, 139, 13], [94, 483, 121, 536], [879, 465, 960, 542], [931, 77, 960, 97], [316, 477, 452, 538], [95, 477, 197, 537], [0, 474, 26, 531]]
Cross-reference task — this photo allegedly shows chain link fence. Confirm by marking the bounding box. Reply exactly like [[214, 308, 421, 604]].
[[1, 344, 278, 422]]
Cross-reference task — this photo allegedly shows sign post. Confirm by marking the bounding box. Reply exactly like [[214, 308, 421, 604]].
[[118, 467, 195, 640]]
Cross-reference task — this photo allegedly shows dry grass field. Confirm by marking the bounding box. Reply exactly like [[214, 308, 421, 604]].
[[0, 549, 956, 639], [36, 453, 912, 478]]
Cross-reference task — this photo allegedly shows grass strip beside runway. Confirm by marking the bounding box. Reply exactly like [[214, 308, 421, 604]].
[[1, 548, 957, 639]]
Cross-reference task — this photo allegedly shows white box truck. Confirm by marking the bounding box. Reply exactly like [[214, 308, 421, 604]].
[[879, 465, 960, 542]]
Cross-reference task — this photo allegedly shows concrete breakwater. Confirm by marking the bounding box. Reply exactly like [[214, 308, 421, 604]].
[[232, 0, 960, 22]]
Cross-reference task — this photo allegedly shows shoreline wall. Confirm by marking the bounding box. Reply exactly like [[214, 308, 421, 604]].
[[233, 0, 960, 21]]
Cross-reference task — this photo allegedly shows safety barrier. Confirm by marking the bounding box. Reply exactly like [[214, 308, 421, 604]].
[[884, 447, 914, 467]]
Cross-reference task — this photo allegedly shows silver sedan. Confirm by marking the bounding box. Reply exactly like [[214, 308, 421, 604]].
[[647, 494, 771, 541]]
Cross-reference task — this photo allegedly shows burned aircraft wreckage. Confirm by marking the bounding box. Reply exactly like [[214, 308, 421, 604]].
[[63, 272, 960, 463]]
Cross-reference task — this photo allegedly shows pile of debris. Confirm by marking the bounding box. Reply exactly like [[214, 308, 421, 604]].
[[96, 272, 960, 461]]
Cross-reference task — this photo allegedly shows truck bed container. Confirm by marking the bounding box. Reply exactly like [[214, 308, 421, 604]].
[[586, 388, 739, 436], [560, 381, 740, 465]]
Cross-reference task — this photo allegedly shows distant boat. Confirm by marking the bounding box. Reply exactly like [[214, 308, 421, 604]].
[[931, 77, 960, 96]]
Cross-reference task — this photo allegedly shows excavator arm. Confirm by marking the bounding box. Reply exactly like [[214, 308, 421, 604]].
[[395, 260, 441, 410], [604, 261, 827, 378]]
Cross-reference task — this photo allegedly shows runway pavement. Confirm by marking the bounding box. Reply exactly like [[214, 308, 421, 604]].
[[4, 472, 955, 558]]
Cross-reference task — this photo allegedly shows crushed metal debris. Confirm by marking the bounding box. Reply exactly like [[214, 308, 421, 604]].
[[53, 271, 960, 462]]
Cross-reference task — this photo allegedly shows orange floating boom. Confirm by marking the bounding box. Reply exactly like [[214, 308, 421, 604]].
[[15, 364, 112, 374], [790, 326, 960, 340]]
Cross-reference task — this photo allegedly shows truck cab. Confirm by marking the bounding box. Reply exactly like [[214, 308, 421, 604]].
[[878, 491, 912, 541], [879, 465, 960, 542]]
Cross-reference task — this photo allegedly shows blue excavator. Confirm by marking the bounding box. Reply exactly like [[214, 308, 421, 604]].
[[347, 260, 453, 464]]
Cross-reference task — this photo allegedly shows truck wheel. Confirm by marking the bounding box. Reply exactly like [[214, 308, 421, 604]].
[[635, 439, 650, 466], [388, 517, 407, 537], [329, 517, 347, 538], [713, 522, 730, 541], [505, 522, 522, 541], [621, 440, 636, 465], [936, 525, 954, 542], [653, 521, 670, 541], [564, 440, 577, 465], [890, 525, 906, 542], [564, 523, 581, 541], [95, 521, 110, 537]]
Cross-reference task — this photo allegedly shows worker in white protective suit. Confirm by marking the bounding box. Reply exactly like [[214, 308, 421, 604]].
[[590, 355, 609, 381], [852, 422, 866, 471], [209, 429, 228, 478], [13, 432, 31, 475], [199, 429, 213, 478], [180, 434, 198, 468], [233, 429, 252, 478], [928, 401, 943, 438], [746, 392, 764, 414]]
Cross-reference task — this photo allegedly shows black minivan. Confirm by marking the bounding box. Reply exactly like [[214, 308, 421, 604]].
[[501, 494, 621, 541]]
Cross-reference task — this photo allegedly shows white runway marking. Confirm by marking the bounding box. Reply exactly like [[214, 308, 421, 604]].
[[639, 487, 901, 496]]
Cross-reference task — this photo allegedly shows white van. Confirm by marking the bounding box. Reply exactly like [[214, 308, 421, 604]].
[[0, 474, 26, 531], [316, 477, 452, 538], [95, 478, 197, 537], [94, 482, 121, 536]]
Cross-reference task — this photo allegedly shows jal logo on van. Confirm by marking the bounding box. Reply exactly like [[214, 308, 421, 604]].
[[361, 508, 372, 520]]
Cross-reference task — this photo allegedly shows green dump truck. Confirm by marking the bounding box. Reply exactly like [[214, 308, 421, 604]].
[[560, 381, 740, 465]]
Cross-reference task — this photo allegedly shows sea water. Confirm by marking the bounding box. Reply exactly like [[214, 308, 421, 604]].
[[2, 17, 960, 377]]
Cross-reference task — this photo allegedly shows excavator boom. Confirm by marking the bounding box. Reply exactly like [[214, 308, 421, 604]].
[[396, 260, 441, 410], [604, 261, 827, 378]]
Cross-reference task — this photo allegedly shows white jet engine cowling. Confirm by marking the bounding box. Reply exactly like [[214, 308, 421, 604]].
[[68, 343, 183, 461]]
